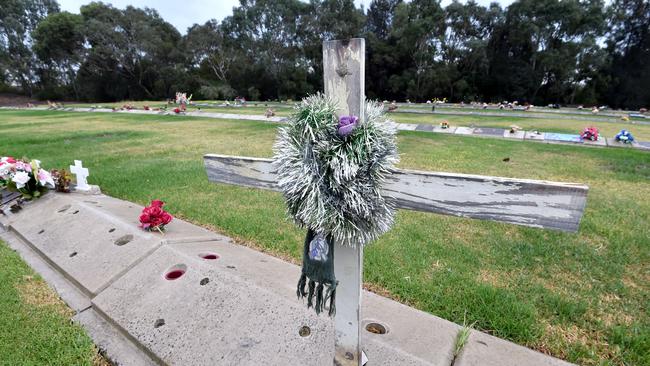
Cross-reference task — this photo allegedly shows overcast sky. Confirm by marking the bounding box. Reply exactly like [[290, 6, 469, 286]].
[[58, 0, 515, 34]]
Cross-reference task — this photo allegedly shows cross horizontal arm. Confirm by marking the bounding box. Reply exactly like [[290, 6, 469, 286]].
[[204, 154, 588, 232]]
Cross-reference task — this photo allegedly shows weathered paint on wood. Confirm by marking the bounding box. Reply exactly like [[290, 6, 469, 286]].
[[203, 154, 589, 233], [323, 38, 365, 366], [1, 190, 21, 206]]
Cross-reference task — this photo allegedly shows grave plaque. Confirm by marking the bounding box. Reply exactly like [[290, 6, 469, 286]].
[[473, 127, 506, 137]]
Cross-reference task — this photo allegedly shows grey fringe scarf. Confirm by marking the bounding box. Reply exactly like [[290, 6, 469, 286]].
[[297, 229, 337, 316]]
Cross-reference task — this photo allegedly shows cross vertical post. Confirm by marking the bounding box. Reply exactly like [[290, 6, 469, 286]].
[[70, 160, 90, 191], [323, 38, 365, 366]]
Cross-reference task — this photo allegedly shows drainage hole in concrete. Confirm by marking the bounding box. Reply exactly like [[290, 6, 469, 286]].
[[57, 205, 71, 213], [108, 228, 115, 233], [365, 322, 387, 335], [199, 253, 219, 260], [200, 277, 210, 286], [69, 252, 77, 258], [72, 210, 79, 214], [299, 326, 311, 337], [154, 319, 165, 328], [164, 264, 187, 280], [114, 234, 133, 246], [38, 229, 45, 234]]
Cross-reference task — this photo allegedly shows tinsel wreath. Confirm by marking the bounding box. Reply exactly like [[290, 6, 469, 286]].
[[273, 94, 399, 315]]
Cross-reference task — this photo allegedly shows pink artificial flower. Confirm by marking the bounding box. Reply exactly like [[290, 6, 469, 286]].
[[15, 161, 32, 172]]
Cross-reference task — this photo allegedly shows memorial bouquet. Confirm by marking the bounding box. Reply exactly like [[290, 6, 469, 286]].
[[0, 157, 55, 199], [580, 127, 599, 141], [615, 129, 635, 143], [139, 200, 173, 233], [274, 94, 399, 316]]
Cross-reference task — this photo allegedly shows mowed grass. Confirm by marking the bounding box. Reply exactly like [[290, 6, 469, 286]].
[[0, 240, 105, 365], [0, 110, 648, 365]]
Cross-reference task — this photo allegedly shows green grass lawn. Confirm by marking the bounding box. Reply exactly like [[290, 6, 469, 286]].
[[0, 240, 105, 365], [1, 110, 648, 365]]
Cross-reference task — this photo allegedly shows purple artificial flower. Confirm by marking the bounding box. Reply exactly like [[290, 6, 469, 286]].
[[338, 115, 359, 136]]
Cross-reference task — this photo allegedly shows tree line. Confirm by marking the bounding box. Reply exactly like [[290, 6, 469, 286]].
[[1, 0, 649, 109]]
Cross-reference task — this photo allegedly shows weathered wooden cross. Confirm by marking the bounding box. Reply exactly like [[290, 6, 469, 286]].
[[204, 39, 589, 366]]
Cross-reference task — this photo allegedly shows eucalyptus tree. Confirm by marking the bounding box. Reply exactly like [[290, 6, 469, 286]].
[[365, 0, 403, 100], [221, 0, 312, 100], [0, 0, 59, 95], [77, 2, 185, 101], [390, 0, 446, 100], [487, 0, 606, 104], [604, 0, 650, 109], [33, 11, 84, 99]]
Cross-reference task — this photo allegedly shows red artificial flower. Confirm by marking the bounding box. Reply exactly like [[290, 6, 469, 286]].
[[139, 200, 173, 232], [5, 157, 16, 163], [173, 108, 181, 113]]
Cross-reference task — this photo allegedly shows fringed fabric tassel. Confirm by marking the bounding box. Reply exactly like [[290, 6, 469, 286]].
[[296, 273, 307, 298], [328, 287, 336, 316], [315, 283, 324, 314], [307, 280, 316, 309]]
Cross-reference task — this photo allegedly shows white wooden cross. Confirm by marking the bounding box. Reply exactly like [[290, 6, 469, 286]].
[[70, 160, 90, 191], [204, 39, 589, 366]]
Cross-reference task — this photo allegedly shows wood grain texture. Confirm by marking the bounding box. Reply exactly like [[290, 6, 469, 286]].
[[204, 154, 589, 232], [323, 38, 366, 366]]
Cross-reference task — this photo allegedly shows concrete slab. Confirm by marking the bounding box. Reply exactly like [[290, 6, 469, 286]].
[[455, 329, 573, 366], [473, 127, 506, 138], [606, 138, 636, 148], [74, 309, 158, 366], [5, 193, 219, 296], [93, 245, 335, 366], [544, 133, 582, 143], [635, 141, 650, 150], [415, 124, 435, 132], [503, 130, 526, 140], [0, 230, 91, 312], [433, 126, 457, 134], [157, 240, 459, 365], [454, 127, 475, 135], [525, 131, 545, 141], [582, 137, 607, 147], [396, 123, 418, 131]]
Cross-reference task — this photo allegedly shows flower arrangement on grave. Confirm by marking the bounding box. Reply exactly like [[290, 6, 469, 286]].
[[139, 200, 173, 233], [509, 125, 521, 134], [50, 169, 72, 193], [615, 129, 635, 143], [175, 92, 192, 111], [580, 127, 599, 141], [273, 94, 399, 316], [441, 121, 449, 129], [0, 157, 54, 199]]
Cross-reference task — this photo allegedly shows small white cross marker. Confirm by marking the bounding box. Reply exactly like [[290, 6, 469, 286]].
[[70, 160, 90, 191]]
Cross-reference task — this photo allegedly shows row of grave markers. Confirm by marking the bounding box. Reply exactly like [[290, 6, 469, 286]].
[[5, 105, 648, 150]]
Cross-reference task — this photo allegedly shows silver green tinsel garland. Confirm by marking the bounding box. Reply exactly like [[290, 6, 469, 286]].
[[273, 93, 399, 315]]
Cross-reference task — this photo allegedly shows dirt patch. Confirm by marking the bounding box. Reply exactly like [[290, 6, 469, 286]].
[[0, 93, 40, 107], [15, 275, 73, 318], [476, 268, 507, 288], [535, 322, 618, 365]]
